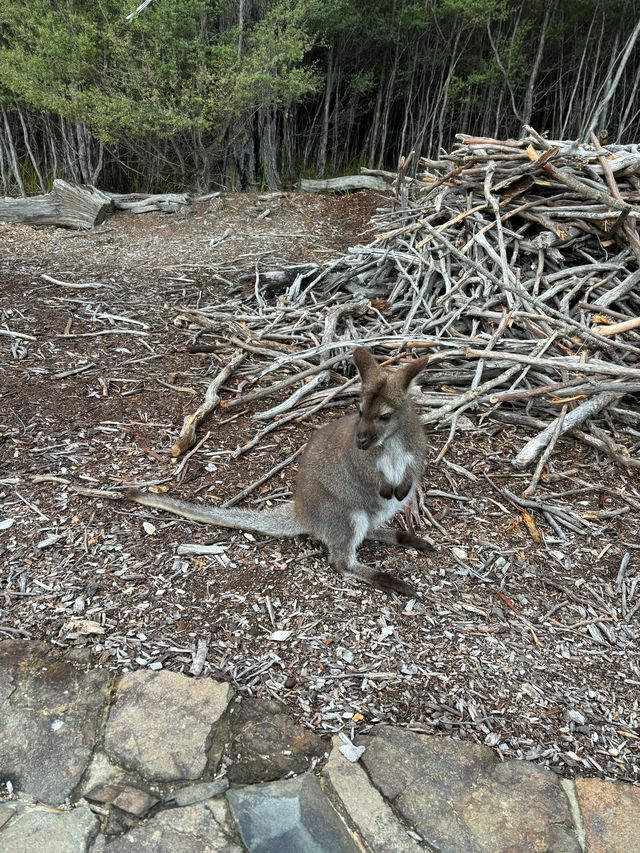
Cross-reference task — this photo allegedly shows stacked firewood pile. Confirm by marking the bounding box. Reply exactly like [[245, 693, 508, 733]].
[[177, 128, 640, 494]]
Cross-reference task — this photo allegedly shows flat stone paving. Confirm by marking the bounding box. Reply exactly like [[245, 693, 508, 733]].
[[0, 640, 638, 853]]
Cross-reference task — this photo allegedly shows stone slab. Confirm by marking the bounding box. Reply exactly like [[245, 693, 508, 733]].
[[323, 735, 420, 851], [209, 697, 326, 784], [101, 798, 242, 853], [0, 640, 112, 804], [226, 772, 360, 853], [111, 786, 159, 816], [169, 778, 230, 806], [0, 802, 99, 853], [361, 726, 581, 853], [77, 750, 144, 801], [0, 806, 15, 831], [84, 783, 126, 806], [575, 777, 640, 853], [104, 670, 232, 782]]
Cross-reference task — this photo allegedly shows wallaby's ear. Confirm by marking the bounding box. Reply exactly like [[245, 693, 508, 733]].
[[398, 355, 429, 390], [353, 346, 380, 382]]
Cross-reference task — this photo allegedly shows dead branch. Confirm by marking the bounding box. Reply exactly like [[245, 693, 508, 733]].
[[171, 350, 246, 458]]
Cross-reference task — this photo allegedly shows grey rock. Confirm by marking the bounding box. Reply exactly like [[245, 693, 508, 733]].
[[338, 741, 365, 762], [170, 778, 230, 806], [209, 697, 325, 784], [323, 736, 420, 852], [0, 640, 112, 804], [89, 836, 107, 853], [361, 726, 580, 853], [84, 783, 126, 805], [77, 751, 132, 798], [0, 802, 99, 853], [102, 799, 241, 853], [104, 671, 232, 782], [111, 787, 159, 816], [0, 806, 15, 831], [226, 773, 360, 853], [575, 777, 640, 853]]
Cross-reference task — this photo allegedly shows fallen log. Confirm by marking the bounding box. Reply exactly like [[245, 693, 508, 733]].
[[298, 175, 389, 193], [0, 180, 113, 229], [105, 191, 190, 213]]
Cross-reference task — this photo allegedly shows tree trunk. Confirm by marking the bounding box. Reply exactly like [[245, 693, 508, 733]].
[[317, 39, 334, 177], [0, 135, 8, 195], [258, 106, 281, 189], [229, 116, 256, 190], [366, 70, 385, 168], [1, 107, 26, 196], [587, 16, 640, 138], [16, 106, 46, 192], [522, 2, 555, 127]]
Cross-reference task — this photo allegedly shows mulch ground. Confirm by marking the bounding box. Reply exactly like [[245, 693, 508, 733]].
[[1, 191, 638, 782]]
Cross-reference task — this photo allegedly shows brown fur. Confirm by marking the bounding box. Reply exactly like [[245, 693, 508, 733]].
[[126, 347, 432, 596]]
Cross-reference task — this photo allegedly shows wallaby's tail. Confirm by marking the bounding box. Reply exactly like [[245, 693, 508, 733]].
[[124, 489, 305, 537]]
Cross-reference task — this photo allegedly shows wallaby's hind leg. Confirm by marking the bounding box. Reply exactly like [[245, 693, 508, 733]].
[[367, 527, 434, 552], [330, 555, 416, 598], [325, 516, 416, 597]]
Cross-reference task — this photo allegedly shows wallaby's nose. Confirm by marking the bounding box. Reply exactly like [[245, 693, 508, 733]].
[[356, 433, 369, 450]]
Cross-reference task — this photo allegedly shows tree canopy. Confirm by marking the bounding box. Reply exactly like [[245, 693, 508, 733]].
[[0, 0, 638, 192]]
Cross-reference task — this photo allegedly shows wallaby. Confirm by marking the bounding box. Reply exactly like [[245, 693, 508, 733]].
[[126, 347, 432, 596]]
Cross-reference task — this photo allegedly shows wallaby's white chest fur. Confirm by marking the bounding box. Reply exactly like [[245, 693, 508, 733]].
[[376, 435, 413, 486]]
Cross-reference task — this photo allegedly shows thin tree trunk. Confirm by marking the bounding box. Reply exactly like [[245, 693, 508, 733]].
[[367, 70, 385, 168], [16, 106, 46, 192], [581, 15, 609, 138], [436, 30, 463, 151], [522, 2, 554, 127], [377, 38, 402, 168], [76, 123, 92, 185], [1, 107, 25, 196], [587, 16, 640, 137], [237, 0, 244, 58], [317, 39, 334, 176], [258, 106, 280, 189], [618, 59, 640, 140], [560, 14, 593, 137], [47, 116, 59, 182], [486, 16, 522, 123], [0, 134, 9, 195], [91, 141, 104, 186], [59, 116, 80, 182], [331, 64, 341, 173]]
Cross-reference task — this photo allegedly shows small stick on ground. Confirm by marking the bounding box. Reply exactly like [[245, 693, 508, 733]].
[[523, 404, 568, 497], [172, 350, 246, 458], [222, 444, 306, 507]]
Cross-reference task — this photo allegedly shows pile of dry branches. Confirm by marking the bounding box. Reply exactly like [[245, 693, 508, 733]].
[[175, 128, 640, 495]]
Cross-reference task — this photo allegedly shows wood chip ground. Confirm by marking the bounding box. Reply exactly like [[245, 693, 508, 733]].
[[1, 177, 638, 783]]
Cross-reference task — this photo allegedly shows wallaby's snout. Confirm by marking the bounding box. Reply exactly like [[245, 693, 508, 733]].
[[355, 427, 372, 450], [355, 409, 388, 450]]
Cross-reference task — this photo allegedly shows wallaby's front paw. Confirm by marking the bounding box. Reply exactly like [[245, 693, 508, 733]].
[[394, 480, 412, 501], [379, 482, 394, 499]]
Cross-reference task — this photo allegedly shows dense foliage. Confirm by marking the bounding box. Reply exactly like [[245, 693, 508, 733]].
[[0, 0, 639, 192]]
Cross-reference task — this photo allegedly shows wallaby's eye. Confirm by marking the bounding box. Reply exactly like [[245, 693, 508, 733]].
[[379, 413, 392, 422]]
